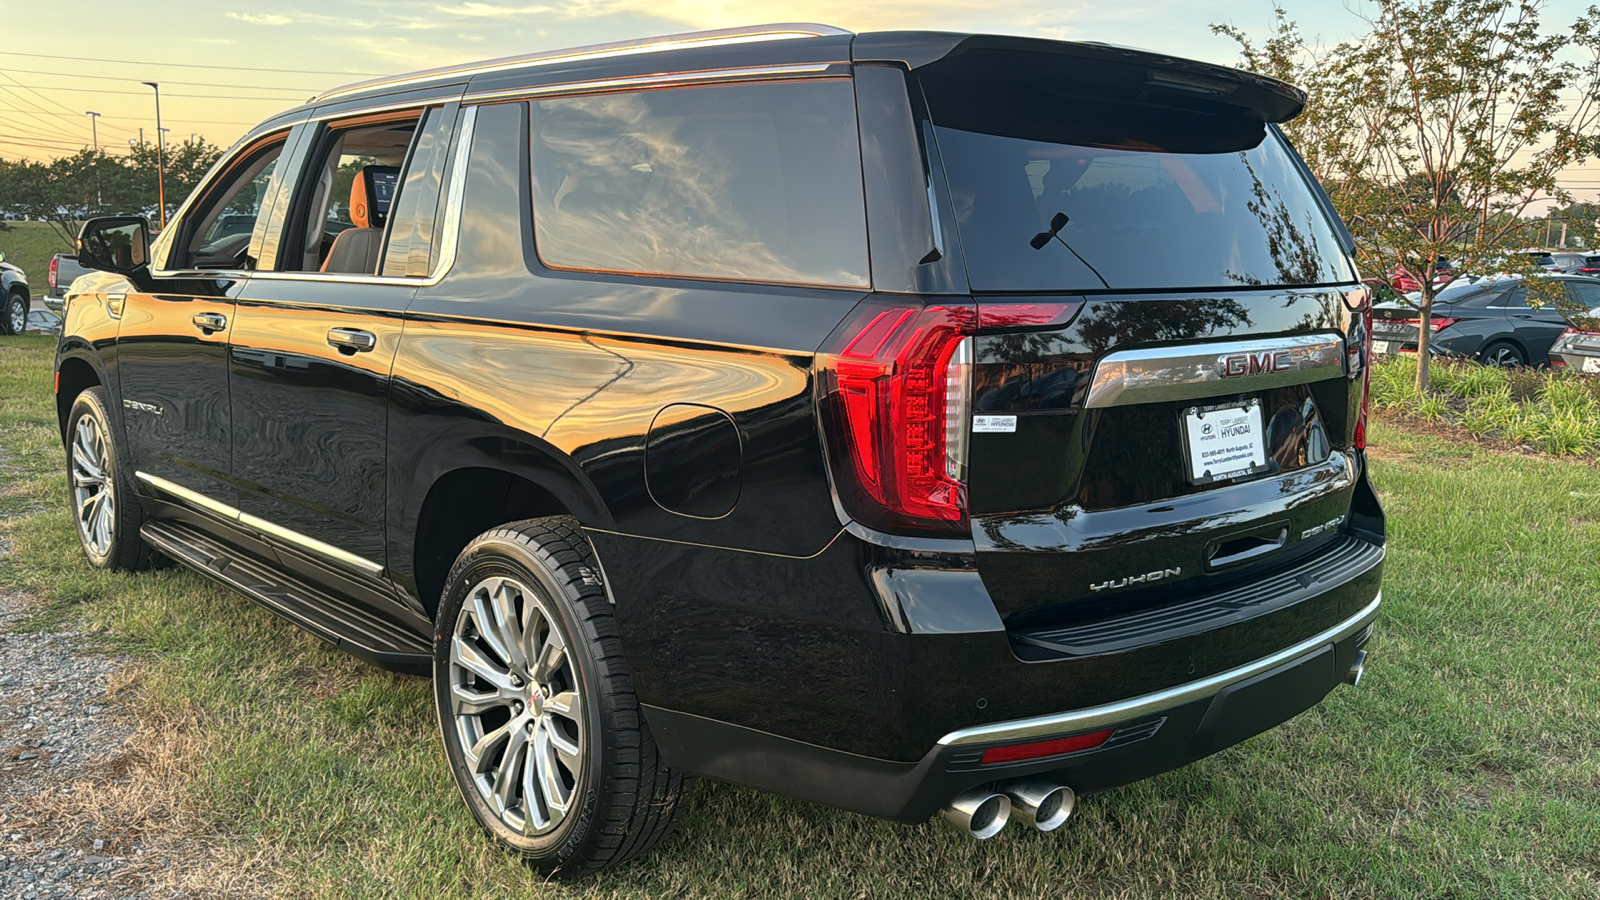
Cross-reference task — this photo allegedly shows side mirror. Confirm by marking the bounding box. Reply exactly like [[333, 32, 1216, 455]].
[[77, 216, 150, 275], [0, 250, 7, 264]]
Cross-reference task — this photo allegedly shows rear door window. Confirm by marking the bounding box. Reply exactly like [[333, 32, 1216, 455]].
[[528, 79, 869, 288]]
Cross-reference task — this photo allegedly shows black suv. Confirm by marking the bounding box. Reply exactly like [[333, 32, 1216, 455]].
[[56, 25, 1384, 877]]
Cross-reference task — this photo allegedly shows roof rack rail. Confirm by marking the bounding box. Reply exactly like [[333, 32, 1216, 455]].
[[313, 23, 851, 104]]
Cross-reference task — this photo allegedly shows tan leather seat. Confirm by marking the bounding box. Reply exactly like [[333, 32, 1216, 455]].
[[321, 167, 388, 274]]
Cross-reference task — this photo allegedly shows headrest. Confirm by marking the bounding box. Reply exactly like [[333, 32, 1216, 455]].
[[350, 165, 400, 229]]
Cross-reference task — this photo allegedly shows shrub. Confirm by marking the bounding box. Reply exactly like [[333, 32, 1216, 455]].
[[1369, 355, 1600, 455]]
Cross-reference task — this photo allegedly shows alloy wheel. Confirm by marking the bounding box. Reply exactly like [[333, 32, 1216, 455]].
[[6, 296, 23, 334], [448, 575, 586, 836], [70, 416, 114, 557]]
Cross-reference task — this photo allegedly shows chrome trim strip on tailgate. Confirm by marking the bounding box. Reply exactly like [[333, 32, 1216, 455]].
[[135, 472, 384, 577], [936, 591, 1381, 747], [1083, 334, 1345, 408]]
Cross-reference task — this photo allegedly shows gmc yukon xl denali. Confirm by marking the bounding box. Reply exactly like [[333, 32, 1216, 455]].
[[57, 25, 1385, 877]]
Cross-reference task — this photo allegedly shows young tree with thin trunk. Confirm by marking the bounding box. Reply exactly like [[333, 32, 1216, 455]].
[[1220, 0, 1600, 388]]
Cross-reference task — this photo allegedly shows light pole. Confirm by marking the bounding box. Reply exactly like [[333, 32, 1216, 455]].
[[84, 111, 100, 151], [141, 81, 166, 228]]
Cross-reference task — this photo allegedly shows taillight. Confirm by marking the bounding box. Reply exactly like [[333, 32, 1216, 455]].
[[49, 256, 58, 289], [817, 301, 976, 535], [1429, 317, 1459, 332]]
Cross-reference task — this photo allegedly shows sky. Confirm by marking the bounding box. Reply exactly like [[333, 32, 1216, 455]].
[[3, 1, 1599, 209]]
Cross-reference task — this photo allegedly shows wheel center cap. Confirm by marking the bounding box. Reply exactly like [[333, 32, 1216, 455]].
[[529, 684, 544, 716]]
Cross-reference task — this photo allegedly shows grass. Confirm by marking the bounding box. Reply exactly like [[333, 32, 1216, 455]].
[[3, 333, 1600, 897], [1370, 355, 1600, 456], [0, 220, 73, 289]]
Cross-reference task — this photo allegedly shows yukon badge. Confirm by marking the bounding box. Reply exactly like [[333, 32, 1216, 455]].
[[1219, 349, 1293, 378], [1090, 567, 1182, 592]]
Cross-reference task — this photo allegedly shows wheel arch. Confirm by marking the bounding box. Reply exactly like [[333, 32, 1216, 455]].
[[55, 350, 108, 440], [393, 432, 615, 621]]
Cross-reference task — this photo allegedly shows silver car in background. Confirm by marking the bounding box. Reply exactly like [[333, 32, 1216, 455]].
[[1549, 306, 1600, 372]]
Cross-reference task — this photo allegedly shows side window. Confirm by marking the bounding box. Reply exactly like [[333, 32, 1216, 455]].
[[528, 79, 869, 288], [382, 106, 456, 278], [180, 137, 288, 270], [282, 116, 422, 274], [1567, 280, 1600, 311], [1495, 287, 1529, 309]]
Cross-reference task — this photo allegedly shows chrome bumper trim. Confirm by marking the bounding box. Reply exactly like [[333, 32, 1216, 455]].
[[1083, 333, 1345, 409], [135, 471, 384, 578], [936, 591, 1381, 747]]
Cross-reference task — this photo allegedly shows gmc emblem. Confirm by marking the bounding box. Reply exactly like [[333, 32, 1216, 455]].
[[1219, 349, 1293, 378]]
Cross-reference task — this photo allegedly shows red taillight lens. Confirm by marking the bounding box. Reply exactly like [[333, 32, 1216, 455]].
[[818, 301, 976, 534], [980, 729, 1114, 765], [1429, 317, 1459, 332], [49, 256, 58, 289]]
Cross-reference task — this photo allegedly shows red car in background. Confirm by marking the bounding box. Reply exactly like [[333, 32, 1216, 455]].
[[1389, 257, 1457, 292]]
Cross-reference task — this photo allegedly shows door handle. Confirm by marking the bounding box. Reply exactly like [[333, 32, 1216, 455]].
[[106, 293, 126, 319], [192, 312, 227, 333], [327, 328, 377, 354]]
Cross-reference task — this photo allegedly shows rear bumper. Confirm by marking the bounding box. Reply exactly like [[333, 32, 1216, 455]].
[[645, 590, 1379, 822]]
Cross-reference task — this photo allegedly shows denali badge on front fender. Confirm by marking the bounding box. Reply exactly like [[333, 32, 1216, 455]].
[[1090, 567, 1182, 592]]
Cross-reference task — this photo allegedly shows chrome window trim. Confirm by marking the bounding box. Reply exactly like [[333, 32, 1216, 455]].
[[135, 472, 384, 577], [149, 106, 476, 289], [313, 24, 849, 103], [936, 591, 1382, 747], [464, 63, 837, 104], [1083, 334, 1345, 409]]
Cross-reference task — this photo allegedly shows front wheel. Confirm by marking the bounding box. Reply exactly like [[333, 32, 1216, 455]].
[[433, 517, 686, 879], [65, 387, 150, 570]]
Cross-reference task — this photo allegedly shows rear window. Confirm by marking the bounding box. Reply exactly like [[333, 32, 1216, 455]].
[[920, 65, 1355, 293], [528, 80, 869, 288]]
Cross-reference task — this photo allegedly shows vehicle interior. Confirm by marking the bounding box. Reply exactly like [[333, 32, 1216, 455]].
[[288, 119, 419, 275]]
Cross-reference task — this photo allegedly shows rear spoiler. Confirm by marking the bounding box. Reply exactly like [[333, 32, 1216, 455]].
[[853, 32, 1306, 124]]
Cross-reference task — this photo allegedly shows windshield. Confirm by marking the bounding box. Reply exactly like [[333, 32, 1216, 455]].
[[925, 82, 1355, 293]]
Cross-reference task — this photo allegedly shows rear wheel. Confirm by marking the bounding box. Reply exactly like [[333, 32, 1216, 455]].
[[65, 387, 150, 570], [1, 290, 26, 335], [433, 517, 686, 878], [1479, 340, 1526, 368]]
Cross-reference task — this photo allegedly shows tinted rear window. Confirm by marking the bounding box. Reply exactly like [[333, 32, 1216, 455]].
[[921, 67, 1355, 293], [528, 80, 869, 288]]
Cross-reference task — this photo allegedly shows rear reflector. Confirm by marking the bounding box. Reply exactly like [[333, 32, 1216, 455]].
[[980, 729, 1114, 765]]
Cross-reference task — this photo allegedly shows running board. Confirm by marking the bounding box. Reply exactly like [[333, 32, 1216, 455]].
[[141, 519, 432, 675]]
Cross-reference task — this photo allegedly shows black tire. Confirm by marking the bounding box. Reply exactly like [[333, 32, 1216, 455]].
[[65, 387, 150, 570], [1, 290, 25, 336], [1479, 340, 1526, 368], [432, 517, 686, 879]]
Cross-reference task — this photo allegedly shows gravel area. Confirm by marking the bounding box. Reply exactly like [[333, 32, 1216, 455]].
[[0, 589, 146, 899]]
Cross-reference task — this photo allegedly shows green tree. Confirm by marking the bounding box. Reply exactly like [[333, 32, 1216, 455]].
[[1220, 0, 1600, 388]]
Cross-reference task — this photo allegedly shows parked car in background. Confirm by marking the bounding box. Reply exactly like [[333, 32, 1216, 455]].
[[1371, 274, 1600, 366], [1568, 254, 1600, 276], [1389, 256, 1456, 292], [25, 309, 62, 335], [1, 251, 30, 336], [1551, 252, 1589, 273], [46, 252, 92, 313], [56, 25, 1384, 877], [1548, 308, 1600, 372]]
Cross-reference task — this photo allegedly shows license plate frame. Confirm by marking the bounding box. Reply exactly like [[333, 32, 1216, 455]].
[[1180, 399, 1269, 486]]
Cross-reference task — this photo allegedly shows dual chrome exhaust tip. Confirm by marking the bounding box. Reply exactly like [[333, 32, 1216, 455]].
[[939, 779, 1076, 839]]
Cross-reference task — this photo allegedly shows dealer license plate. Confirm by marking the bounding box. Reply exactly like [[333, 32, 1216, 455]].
[[1182, 400, 1268, 485], [1371, 340, 1392, 355], [1585, 356, 1600, 374]]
